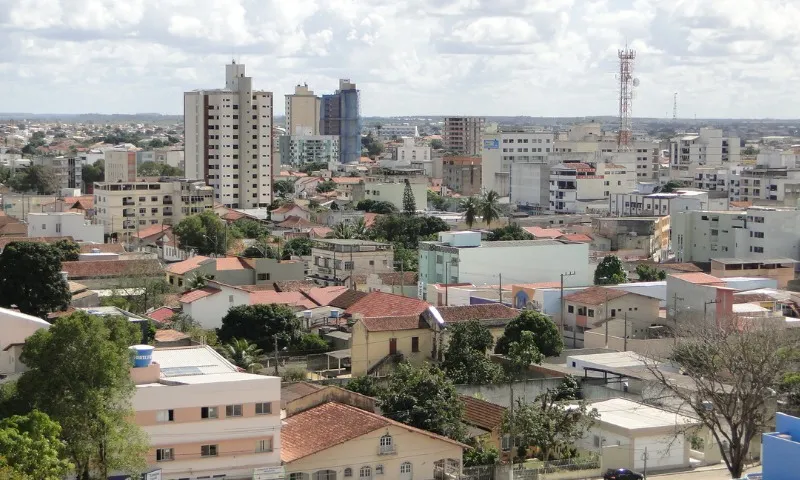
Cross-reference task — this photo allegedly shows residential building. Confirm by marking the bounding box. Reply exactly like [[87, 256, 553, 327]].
[[609, 189, 728, 217], [481, 125, 554, 196], [270, 202, 311, 222], [309, 239, 394, 286], [0, 307, 51, 375], [27, 212, 104, 243], [165, 255, 305, 288], [61, 257, 163, 290], [736, 166, 800, 205], [105, 149, 138, 183], [184, 61, 275, 208], [30, 155, 82, 191], [671, 207, 800, 262], [94, 179, 214, 235], [131, 345, 281, 480], [592, 216, 671, 261], [710, 258, 797, 288], [510, 162, 549, 209], [418, 231, 590, 291], [363, 173, 427, 212], [281, 401, 466, 480], [436, 303, 519, 346], [442, 156, 482, 196], [669, 128, 741, 182], [285, 84, 321, 136], [320, 79, 361, 164], [762, 412, 800, 480], [374, 124, 419, 139], [278, 135, 339, 167], [460, 395, 507, 455], [392, 137, 430, 165], [352, 271, 419, 298], [152, 148, 185, 170], [549, 161, 635, 213], [443, 116, 484, 155]]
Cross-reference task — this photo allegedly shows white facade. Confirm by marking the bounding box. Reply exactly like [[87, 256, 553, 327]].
[[392, 137, 431, 166], [0, 307, 50, 375], [278, 135, 340, 166], [27, 212, 104, 243], [376, 124, 419, 139], [285, 84, 321, 136], [180, 284, 250, 330], [363, 176, 427, 212], [185, 62, 275, 209], [105, 149, 138, 183], [669, 128, 741, 182], [609, 189, 727, 217], [509, 162, 549, 208], [482, 126, 555, 196], [549, 161, 635, 213]]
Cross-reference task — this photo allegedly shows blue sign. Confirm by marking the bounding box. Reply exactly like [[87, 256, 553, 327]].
[[483, 139, 499, 150]]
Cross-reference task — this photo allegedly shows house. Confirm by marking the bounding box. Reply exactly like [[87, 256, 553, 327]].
[[281, 401, 466, 480], [710, 258, 797, 288], [69, 280, 99, 308], [433, 303, 519, 346], [353, 271, 419, 297], [310, 239, 394, 286], [461, 395, 507, 453], [61, 258, 164, 290], [165, 255, 305, 288], [0, 307, 51, 376], [270, 202, 311, 223]]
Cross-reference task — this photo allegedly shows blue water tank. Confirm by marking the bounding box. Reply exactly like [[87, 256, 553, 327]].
[[130, 345, 155, 368]]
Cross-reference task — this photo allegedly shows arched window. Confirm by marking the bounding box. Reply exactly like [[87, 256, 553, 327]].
[[359, 466, 372, 479], [379, 434, 394, 454], [400, 462, 412, 479], [312, 471, 336, 480], [379, 434, 392, 446], [344, 468, 353, 477]]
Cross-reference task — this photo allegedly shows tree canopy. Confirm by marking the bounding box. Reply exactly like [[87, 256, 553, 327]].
[[486, 224, 533, 241], [217, 304, 302, 351], [218, 338, 264, 372], [0, 410, 73, 480], [495, 310, 563, 358], [233, 218, 270, 239], [137, 161, 182, 177], [173, 210, 235, 256], [81, 159, 104, 187], [52, 238, 80, 261], [635, 264, 666, 281], [594, 255, 628, 285], [0, 242, 71, 318], [316, 179, 336, 193], [430, 138, 444, 150], [356, 199, 397, 214], [460, 197, 480, 228], [282, 237, 312, 258], [479, 190, 502, 226], [402, 179, 417, 214], [273, 179, 295, 198], [345, 375, 386, 398], [9, 166, 59, 195], [441, 320, 503, 385]]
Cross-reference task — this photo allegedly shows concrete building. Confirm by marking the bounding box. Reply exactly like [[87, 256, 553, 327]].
[[592, 216, 671, 261], [363, 173, 427, 212], [549, 161, 635, 213], [443, 117, 485, 156], [710, 258, 797, 288], [152, 148, 184, 170], [562, 286, 661, 344], [320, 79, 361, 164], [481, 125, 555, 196], [392, 137, 430, 166], [184, 61, 275, 208], [105, 149, 138, 183], [27, 212, 104, 243], [442, 156, 482, 196], [30, 155, 82, 191], [165, 255, 305, 289], [762, 412, 800, 480], [131, 345, 281, 480], [671, 207, 800, 262], [418, 231, 590, 292], [94, 179, 214, 235], [310, 239, 394, 286], [374, 124, 419, 139], [278, 135, 339, 167], [0, 307, 51, 375], [609, 189, 728, 217], [509, 162, 549, 209], [736, 166, 800, 205], [669, 128, 741, 182], [285, 84, 321, 136]]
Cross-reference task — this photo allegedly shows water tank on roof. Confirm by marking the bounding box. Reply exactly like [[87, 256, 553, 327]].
[[130, 345, 154, 368]]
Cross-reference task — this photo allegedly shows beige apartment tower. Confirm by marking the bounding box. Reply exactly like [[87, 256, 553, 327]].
[[443, 116, 485, 155], [184, 62, 274, 209], [285, 84, 321, 136]]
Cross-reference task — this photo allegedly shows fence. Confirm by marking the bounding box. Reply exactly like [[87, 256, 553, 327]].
[[512, 456, 601, 480]]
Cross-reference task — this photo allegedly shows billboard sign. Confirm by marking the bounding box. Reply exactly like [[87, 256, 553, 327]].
[[483, 139, 500, 150], [254, 466, 285, 480]]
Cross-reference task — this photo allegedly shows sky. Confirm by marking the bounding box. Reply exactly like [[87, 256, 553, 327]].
[[2, 0, 800, 118]]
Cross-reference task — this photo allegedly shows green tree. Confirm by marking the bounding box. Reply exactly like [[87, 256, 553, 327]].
[[479, 190, 501, 226], [234, 218, 270, 239], [137, 161, 182, 177], [0, 242, 70, 318], [427, 191, 448, 211], [495, 310, 562, 357], [10, 166, 59, 195], [345, 375, 386, 398], [106, 260, 172, 314], [402, 178, 417, 214], [369, 214, 449, 250], [316, 179, 336, 193], [173, 210, 233, 256], [460, 197, 480, 228], [52, 238, 80, 261], [242, 240, 278, 259], [0, 166, 13, 185], [282, 237, 312, 257], [81, 159, 104, 188], [218, 304, 301, 351], [430, 138, 444, 150], [292, 333, 330, 353], [487, 224, 532, 241], [218, 338, 264, 372], [742, 145, 759, 155], [0, 411, 73, 479], [441, 321, 503, 385], [332, 218, 368, 240], [298, 162, 328, 174], [594, 255, 628, 285], [356, 199, 398, 214], [16, 312, 148, 479], [635, 264, 667, 281], [659, 180, 683, 193], [379, 363, 465, 440], [187, 272, 212, 290], [505, 330, 545, 377], [273, 179, 295, 198], [463, 438, 499, 467]]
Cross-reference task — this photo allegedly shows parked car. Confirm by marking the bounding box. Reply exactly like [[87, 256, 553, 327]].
[[603, 468, 643, 480]]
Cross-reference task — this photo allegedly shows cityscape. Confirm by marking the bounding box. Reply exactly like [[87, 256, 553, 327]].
[[2, 3, 800, 480]]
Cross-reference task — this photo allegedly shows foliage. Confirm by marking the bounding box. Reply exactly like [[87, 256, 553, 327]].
[[106, 260, 172, 314], [553, 375, 581, 401], [81, 159, 104, 187], [292, 333, 330, 353], [460, 197, 480, 228], [0, 381, 24, 419], [232, 218, 270, 239], [479, 190, 502, 226], [242, 241, 278, 259], [281, 368, 307, 382], [0, 242, 70, 318], [95, 128, 143, 146], [392, 243, 419, 272], [9, 166, 60, 195], [173, 210, 235, 256], [659, 180, 684, 193], [16, 312, 148, 479], [218, 338, 264, 372], [594, 255, 628, 285], [316, 179, 336, 193], [379, 363, 465, 440], [101, 295, 131, 311], [345, 375, 386, 398], [273, 179, 295, 198], [505, 331, 545, 379], [355, 199, 397, 214], [136, 161, 182, 177], [0, 411, 73, 479], [0, 166, 12, 185], [298, 162, 328, 174], [331, 218, 368, 240], [442, 321, 503, 385], [168, 313, 219, 345], [369, 214, 449, 250], [635, 264, 666, 281], [52, 238, 80, 261], [430, 138, 444, 150], [742, 145, 760, 155], [187, 272, 212, 290], [495, 310, 563, 358], [282, 237, 312, 257], [780, 371, 800, 409], [487, 224, 533, 241], [463, 438, 499, 467], [361, 133, 384, 158], [217, 304, 301, 352], [402, 178, 417, 214], [427, 190, 449, 211], [644, 321, 800, 478]]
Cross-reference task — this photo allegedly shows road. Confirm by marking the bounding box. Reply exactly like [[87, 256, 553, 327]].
[[591, 466, 761, 480]]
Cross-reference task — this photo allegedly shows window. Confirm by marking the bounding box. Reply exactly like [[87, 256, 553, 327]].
[[501, 434, 512, 451], [200, 444, 218, 457], [344, 468, 353, 477], [156, 409, 174, 422], [226, 404, 242, 417], [201, 406, 218, 419], [400, 462, 412, 475], [411, 337, 419, 352], [375, 465, 384, 475], [257, 273, 270, 281], [255, 402, 272, 415], [256, 438, 273, 452], [344, 261, 354, 271], [156, 448, 174, 461], [359, 466, 372, 479], [379, 434, 394, 454], [588, 309, 594, 317], [568, 305, 574, 313]]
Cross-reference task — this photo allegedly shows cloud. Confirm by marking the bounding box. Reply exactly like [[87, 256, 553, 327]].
[[0, 0, 798, 117]]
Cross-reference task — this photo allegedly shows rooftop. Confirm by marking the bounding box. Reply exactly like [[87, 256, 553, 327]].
[[461, 395, 506, 431], [587, 398, 699, 430], [434, 304, 519, 326], [361, 315, 428, 332], [345, 291, 430, 318], [165, 255, 211, 275], [563, 286, 631, 306], [670, 272, 724, 285], [146, 345, 271, 386], [711, 257, 797, 265]]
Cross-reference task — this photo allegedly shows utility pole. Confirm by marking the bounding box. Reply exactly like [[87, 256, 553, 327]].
[[704, 299, 718, 323], [672, 293, 684, 345], [642, 446, 649, 479], [604, 286, 610, 348], [559, 271, 576, 341], [498, 273, 503, 305], [445, 261, 450, 306], [273, 336, 280, 377], [623, 312, 628, 352]]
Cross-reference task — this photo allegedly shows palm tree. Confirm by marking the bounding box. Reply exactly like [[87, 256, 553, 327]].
[[219, 338, 264, 373], [480, 190, 501, 226], [187, 273, 212, 290], [332, 222, 355, 239], [351, 217, 368, 239], [460, 197, 480, 228]]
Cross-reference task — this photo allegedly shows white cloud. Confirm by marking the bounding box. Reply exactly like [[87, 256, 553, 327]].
[[0, 0, 798, 117]]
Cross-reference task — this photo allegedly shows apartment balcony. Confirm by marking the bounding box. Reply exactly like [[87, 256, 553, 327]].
[[163, 198, 173, 205], [122, 209, 135, 218], [122, 199, 135, 206], [378, 444, 397, 456]]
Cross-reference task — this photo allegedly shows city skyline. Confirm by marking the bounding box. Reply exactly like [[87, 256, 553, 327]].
[[2, 0, 798, 118]]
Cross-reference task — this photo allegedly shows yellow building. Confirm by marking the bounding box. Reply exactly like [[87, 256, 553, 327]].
[[461, 395, 507, 455], [281, 401, 467, 480]]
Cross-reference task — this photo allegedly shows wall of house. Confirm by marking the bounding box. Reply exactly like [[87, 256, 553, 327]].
[[182, 285, 250, 330], [350, 322, 433, 376]]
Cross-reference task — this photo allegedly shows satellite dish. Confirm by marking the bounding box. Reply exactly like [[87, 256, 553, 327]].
[[633, 78, 640, 87]]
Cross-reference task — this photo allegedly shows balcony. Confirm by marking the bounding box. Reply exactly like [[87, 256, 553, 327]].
[[378, 444, 397, 455], [122, 199, 135, 206], [163, 198, 173, 205]]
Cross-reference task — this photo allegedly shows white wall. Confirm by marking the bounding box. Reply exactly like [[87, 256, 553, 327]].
[[27, 212, 104, 243], [633, 434, 686, 470], [182, 285, 250, 330], [0, 308, 51, 374]]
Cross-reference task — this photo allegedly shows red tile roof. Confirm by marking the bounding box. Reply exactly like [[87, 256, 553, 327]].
[[523, 226, 563, 239], [147, 306, 178, 323], [361, 315, 428, 332], [671, 272, 723, 285], [345, 291, 430, 318], [154, 329, 190, 342], [363, 213, 380, 227], [274, 281, 320, 292], [215, 257, 251, 271], [460, 395, 506, 431], [179, 287, 220, 303], [331, 177, 363, 184], [558, 233, 593, 243], [61, 259, 162, 279], [271, 203, 310, 214], [249, 291, 318, 309], [563, 286, 630, 306], [277, 216, 316, 229], [79, 243, 125, 254], [514, 282, 561, 289], [329, 290, 369, 309], [132, 224, 171, 240], [281, 402, 466, 463], [302, 286, 349, 306], [165, 255, 211, 275]]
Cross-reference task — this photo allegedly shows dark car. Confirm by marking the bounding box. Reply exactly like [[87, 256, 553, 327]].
[[603, 468, 643, 480]]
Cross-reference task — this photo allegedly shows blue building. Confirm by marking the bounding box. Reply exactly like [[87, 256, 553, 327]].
[[320, 79, 361, 164], [762, 412, 800, 480]]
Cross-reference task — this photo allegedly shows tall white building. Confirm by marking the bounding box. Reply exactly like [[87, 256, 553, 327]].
[[482, 125, 555, 196], [278, 135, 339, 167], [185, 62, 274, 209], [549, 161, 635, 213], [285, 84, 321, 136], [669, 128, 741, 182]]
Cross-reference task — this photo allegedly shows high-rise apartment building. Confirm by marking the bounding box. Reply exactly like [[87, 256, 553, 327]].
[[669, 128, 741, 183], [285, 84, 321, 136], [184, 62, 274, 208], [443, 117, 485, 155], [320, 79, 361, 164], [105, 149, 138, 183], [482, 125, 555, 196]]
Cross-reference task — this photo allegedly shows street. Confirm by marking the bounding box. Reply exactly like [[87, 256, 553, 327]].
[[588, 466, 762, 480]]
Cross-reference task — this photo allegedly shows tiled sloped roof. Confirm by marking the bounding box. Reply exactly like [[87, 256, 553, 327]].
[[147, 306, 178, 323], [523, 226, 563, 238], [165, 256, 211, 275], [563, 286, 629, 306], [249, 291, 318, 309], [274, 280, 320, 292], [435, 304, 519, 326], [361, 315, 428, 332], [281, 382, 325, 407], [178, 287, 221, 304], [345, 291, 429, 318], [558, 233, 593, 243], [215, 257, 251, 271], [61, 259, 162, 279], [460, 395, 506, 431], [672, 272, 723, 285], [79, 243, 125, 253], [132, 224, 171, 240], [328, 290, 368, 309], [302, 286, 349, 307]]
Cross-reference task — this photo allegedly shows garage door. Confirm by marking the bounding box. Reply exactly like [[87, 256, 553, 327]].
[[633, 435, 685, 470]]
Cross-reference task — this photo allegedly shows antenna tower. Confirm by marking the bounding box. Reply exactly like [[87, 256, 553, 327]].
[[673, 92, 677, 121], [617, 46, 637, 151]]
